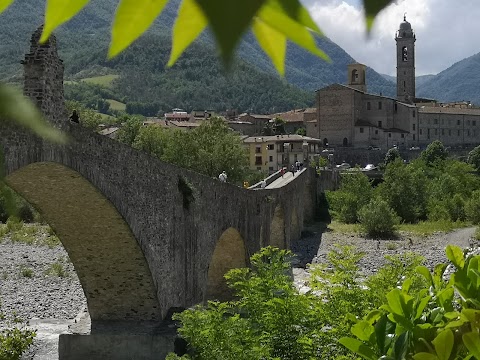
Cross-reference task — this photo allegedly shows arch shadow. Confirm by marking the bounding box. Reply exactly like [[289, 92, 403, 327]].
[[206, 227, 247, 301], [5, 162, 161, 322]]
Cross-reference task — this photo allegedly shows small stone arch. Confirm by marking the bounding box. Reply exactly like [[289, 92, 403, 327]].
[[351, 69, 359, 83], [270, 205, 285, 249], [206, 227, 247, 301], [5, 162, 161, 322], [343, 137, 349, 147]]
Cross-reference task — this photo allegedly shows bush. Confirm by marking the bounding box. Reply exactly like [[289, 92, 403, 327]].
[[467, 144, 480, 172], [384, 147, 401, 165], [465, 190, 480, 224], [421, 140, 448, 166], [358, 198, 398, 237]]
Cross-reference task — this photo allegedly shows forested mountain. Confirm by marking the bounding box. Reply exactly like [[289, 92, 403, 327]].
[[1, 0, 397, 113], [417, 53, 480, 105]]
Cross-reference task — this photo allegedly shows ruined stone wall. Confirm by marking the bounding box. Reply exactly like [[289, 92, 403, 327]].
[[22, 26, 66, 128]]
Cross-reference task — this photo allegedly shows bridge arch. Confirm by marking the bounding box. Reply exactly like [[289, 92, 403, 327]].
[[206, 227, 247, 300], [5, 162, 161, 322], [270, 204, 285, 249]]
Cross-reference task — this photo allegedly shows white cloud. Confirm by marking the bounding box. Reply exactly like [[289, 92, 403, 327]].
[[306, 0, 480, 76]]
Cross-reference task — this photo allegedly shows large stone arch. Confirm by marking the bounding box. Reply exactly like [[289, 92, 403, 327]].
[[290, 207, 300, 240], [270, 204, 285, 249], [5, 162, 161, 322], [206, 227, 246, 301]]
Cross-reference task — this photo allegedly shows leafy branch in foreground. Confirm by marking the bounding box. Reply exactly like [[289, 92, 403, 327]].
[[0, 0, 394, 76]]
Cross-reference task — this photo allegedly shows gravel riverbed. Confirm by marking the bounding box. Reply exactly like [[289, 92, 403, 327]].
[[0, 223, 478, 359]]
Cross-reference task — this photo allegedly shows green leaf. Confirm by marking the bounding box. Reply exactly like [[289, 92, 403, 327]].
[[256, 1, 329, 62], [0, 84, 66, 143], [467, 258, 480, 289], [415, 296, 431, 320], [168, 0, 207, 67], [267, 0, 321, 33], [252, 18, 286, 75], [437, 287, 454, 312], [363, 0, 393, 31], [338, 337, 377, 360], [109, 0, 170, 58], [416, 266, 433, 287], [0, 0, 14, 14], [413, 353, 438, 360], [375, 315, 395, 355], [402, 278, 413, 293], [352, 320, 375, 342], [194, 0, 266, 64], [386, 289, 412, 317], [393, 331, 410, 360], [432, 329, 453, 360], [41, 0, 90, 43], [463, 332, 480, 359], [446, 245, 465, 269]]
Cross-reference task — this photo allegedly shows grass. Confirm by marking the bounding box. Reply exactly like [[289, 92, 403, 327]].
[[328, 219, 470, 237], [0, 220, 60, 247], [81, 74, 119, 88], [106, 99, 126, 111], [20, 266, 34, 278], [44, 260, 68, 278]]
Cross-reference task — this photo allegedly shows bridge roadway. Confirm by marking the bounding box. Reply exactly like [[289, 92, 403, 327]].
[[266, 169, 304, 189]]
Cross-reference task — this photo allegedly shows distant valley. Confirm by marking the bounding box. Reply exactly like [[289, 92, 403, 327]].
[[2, 0, 480, 113]]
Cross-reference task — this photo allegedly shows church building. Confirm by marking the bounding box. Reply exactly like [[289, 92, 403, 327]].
[[314, 16, 480, 150]]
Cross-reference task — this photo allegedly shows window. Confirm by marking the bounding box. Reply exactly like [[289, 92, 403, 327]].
[[458, 130, 460, 136], [394, 103, 398, 112], [359, 127, 364, 133], [434, 119, 438, 125], [401, 134, 405, 138], [255, 156, 262, 165], [413, 124, 416, 131], [474, 121, 477, 126], [420, 129, 423, 135], [468, 130, 471, 136], [367, 102, 371, 110], [375, 130, 378, 135], [267, 144, 274, 150], [413, 134, 416, 140], [378, 101, 382, 110], [378, 121, 382, 128], [269, 156, 273, 162], [388, 133, 392, 138], [255, 146, 261, 154], [457, 120, 461, 126], [427, 129, 430, 139], [413, 111, 416, 118], [402, 46, 408, 61]]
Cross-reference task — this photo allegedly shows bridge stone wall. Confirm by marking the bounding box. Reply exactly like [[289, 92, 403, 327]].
[[0, 27, 318, 359]]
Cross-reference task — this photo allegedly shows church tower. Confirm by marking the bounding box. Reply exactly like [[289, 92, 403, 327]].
[[395, 15, 416, 103], [347, 63, 367, 92]]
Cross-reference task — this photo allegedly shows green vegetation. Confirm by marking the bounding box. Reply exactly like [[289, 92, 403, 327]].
[[44, 259, 69, 278], [81, 74, 119, 87], [19, 266, 34, 278], [106, 99, 126, 111], [0, 323, 36, 360], [130, 117, 249, 184], [384, 146, 401, 165], [340, 245, 480, 360], [467, 144, 480, 172], [327, 143, 480, 234], [0, 220, 60, 247], [167, 246, 427, 359], [358, 198, 398, 237]]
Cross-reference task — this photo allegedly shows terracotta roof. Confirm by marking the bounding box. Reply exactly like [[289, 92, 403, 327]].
[[239, 113, 272, 120], [243, 134, 322, 143], [170, 121, 201, 128]]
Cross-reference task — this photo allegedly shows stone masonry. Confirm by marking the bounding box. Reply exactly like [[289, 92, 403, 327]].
[[0, 27, 318, 359]]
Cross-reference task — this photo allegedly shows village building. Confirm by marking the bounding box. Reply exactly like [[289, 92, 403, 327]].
[[243, 134, 322, 172], [315, 15, 480, 150], [272, 108, 316, 134]]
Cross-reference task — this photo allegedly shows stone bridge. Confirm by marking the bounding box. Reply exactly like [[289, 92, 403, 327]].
[[0, 29, 317, 359]]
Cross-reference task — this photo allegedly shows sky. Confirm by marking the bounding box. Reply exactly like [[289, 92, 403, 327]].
[[303, 0, 479, 76]]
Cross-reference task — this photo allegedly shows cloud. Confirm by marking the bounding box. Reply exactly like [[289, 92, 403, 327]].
[[305, 0, 480, 76]]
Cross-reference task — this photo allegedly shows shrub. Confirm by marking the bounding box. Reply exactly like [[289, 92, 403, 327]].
[[384, 147, 401, 165], [467, 144, 480, 172], [358, 198, 398, 237], [420, 140, 448, 166], [465, 189, 480, 224], [20, 266, 34, 278], [0, 326, 36, 360], [44, 261, 68, 278], [6, 217, 23, 232]]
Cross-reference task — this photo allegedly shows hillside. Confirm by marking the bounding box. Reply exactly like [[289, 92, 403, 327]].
[[417, 53, 480, 105], [1, 0, 397, 112]]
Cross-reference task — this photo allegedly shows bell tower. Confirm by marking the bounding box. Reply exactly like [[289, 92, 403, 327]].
[[395, 14, 416, 103], [347, 63, 367, 92]]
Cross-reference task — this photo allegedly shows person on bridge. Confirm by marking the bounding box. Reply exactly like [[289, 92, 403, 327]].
[[291, 164, 295, 176], [260, 179, 267, 189], [69, 110, 79, 124], [280, 167, 285, 178], [218, 171, 227, 183]]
